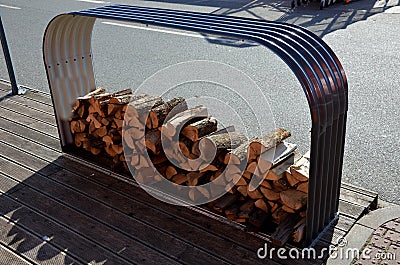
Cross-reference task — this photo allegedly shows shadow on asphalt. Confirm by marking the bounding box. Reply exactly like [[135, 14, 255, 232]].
[[140, 0, 399, 36]]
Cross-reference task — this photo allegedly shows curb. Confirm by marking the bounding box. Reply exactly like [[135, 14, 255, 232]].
[[326, 205, 400, 265]]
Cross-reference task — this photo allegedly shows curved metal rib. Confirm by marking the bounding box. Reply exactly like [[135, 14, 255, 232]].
[[43, 4, 348, 245]]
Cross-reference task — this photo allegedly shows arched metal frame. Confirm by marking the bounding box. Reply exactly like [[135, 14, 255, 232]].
[[43, 4, 348, 246]]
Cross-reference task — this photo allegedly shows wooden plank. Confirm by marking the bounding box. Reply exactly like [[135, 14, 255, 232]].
[[320, 226, 347, 246], [48, 169, 267, 265], [0, 107, 36, 125], [333, 215, 356, 233], [0, 146, 262, 265], [338, 200, 367, 219], [0, 108, 58, 138], [0, 127, 268, 260], [29, 121, 58, 138], [339, 187, 377, 209], [0, 129, 61, 162], [0, 243, 33, 265], [0, 160, 228, 265], [1, 95, 54, 115], [0, 119, 60, 151], [0, 174, 184, 265], [0, 89, 10, 98], [0, 100, 56, 125], [0, 83, 53, 106], [0, 133, 279, 264], [23, 90, 54, 106], [0, 192, 132, 265], [0, 216, 79, 265], [341, 182, 378, 199], [79, 172, 270, 261]]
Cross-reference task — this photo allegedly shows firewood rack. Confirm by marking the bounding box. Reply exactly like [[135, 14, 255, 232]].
[[43, 4, 348, 246]]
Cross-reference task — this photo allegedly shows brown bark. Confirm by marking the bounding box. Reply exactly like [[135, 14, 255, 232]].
[[148, 97, 188, 129], [162, 106, 208, 140], [181, 117, 218, 142]]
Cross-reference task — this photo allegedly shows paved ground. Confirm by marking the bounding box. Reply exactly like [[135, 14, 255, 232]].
[[0, 0, 399, 204], [355, 218, 400, 264]]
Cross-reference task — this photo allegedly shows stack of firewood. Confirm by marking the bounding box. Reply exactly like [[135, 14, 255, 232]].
[[69, 87, 310, 244], [70, 87, 131, 167]]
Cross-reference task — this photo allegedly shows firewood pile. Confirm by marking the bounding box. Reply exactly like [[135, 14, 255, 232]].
[[69, 87, 310, 245]]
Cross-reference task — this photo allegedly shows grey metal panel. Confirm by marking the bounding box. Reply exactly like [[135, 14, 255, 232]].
[[43, 14, 96, 146]]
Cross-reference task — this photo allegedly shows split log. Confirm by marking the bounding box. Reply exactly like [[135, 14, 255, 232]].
[[254, 198, 269, 213], [145, 130, 162, 155], [271, 207, 290, 225], [107, 104, 124, 116], [248, 128, 291, 161], [272, 178, 289, 192], [260, 180, 273, 189], [74, 133, 87, 147], [260, 187, 281, 201], [282, 205, 296, 214], [70, 120, 87, 133], [105, 145, 117, 157], [193, 131, 247, 161], [162, 106, 208, 140], [164, 165, 178, 179], [269, 202, 279, 213], [124, 95, 164, 124], [187, 172, 205, 186], [293, 218, 306, 243], [148, 97, 188, 129], [112, 144, 123, 155], [76, 87, 106, 101], [171, 173, 188, 185], [249, 209, 268, 228], [213, 193, 240, 213], [72, 89, 108, 116], [237, 185, 248, 197], [296, 182, 308, 194], [93, 126, 107, 138], [271, 214, 300, 246], [235, 177, 248, 186], [285, 171, 301, 187], [224, 128, 290, 166], [189, 186, 210, 202], [290, 156, 310, 182], [181, 117, 218, 142], [94, 88, 133, 101], [247, 189, 263, 200], [237, 200, 255, 219], [225, 204, 239, 221], [199, 164, 219, 173], [123, 130, 143, 150], [280, 189, 307, 211]]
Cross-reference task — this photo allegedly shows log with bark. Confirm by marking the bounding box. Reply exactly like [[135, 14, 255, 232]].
[[69, 87, 311, 244]]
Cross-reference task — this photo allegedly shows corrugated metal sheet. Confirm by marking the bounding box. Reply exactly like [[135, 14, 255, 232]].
[[43, 4, 348, 246], [43, 14, 96, 146]]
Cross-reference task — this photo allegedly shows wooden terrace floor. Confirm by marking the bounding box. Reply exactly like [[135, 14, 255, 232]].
[[0, 81, 378, 265]]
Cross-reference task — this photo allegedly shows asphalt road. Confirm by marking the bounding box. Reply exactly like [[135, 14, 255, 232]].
[[0, 0, 399, 204]]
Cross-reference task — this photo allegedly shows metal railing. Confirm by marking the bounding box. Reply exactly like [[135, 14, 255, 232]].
[[0, 15, 19, 95], [43, 4, 348, 246]]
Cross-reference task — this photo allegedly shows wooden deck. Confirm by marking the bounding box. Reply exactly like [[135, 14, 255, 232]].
[[0, 81, 378, 265]]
